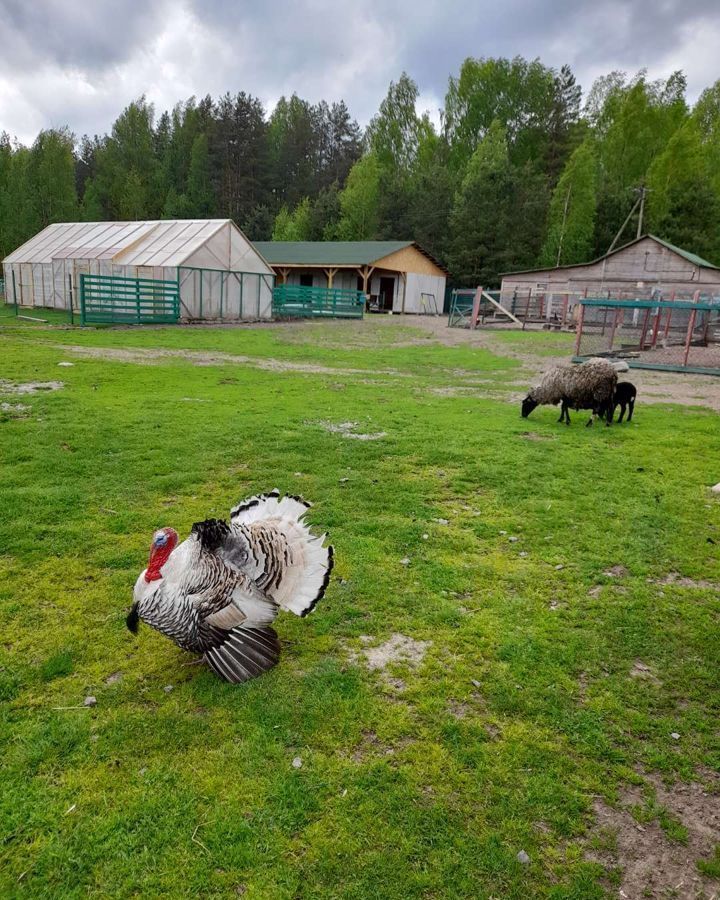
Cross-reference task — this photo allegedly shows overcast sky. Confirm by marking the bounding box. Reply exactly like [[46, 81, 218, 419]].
[[1, 0, 719, 145]]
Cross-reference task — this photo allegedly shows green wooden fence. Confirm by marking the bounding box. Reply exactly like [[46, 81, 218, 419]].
[[80, 274, 180, 325], [272, 284, 365, 319]]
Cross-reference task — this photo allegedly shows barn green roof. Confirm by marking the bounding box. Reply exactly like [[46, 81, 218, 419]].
[[502, 234, 719, 277], [648, 235, 719, 270], [253, 240, 448, 272]]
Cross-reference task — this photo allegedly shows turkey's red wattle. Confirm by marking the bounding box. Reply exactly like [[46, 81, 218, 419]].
[[144, 528, 178, 582]]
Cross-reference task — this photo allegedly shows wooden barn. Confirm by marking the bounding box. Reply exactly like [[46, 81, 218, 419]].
[[253, 241, 448, 314], [501, 235, 720, 301]]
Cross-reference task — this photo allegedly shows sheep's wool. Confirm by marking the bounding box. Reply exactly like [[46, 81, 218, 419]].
[[530, 360, 618, 408]]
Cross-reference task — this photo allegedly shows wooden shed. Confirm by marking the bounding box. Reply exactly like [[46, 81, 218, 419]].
[[501, 235, 720, 301], [253, 241, 448, 314]]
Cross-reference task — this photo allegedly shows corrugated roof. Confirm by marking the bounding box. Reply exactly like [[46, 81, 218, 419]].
[[253, 240, 448, 273], [502, 234, 719, 277], [4, 220, 230, 266], [647, 235, 719, 270]]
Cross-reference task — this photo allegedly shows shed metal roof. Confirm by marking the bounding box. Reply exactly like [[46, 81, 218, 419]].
[[4, 220, 230, 266], [648, 235, 718, 270], [253, 240, 448, 273], [502, 234, 719, 278]]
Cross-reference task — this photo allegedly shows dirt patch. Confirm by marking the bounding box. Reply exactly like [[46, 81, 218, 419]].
[[347, 633, 431, 685], [0, 402, 31, 417], [426, 385, 485, 397], [521, 431, 555, 442], [0, 379, 64, 394], [349, 730, 399, 762], [630, 660, 662, 685], [363, 633, 431, 671], [587, 774, 720, 899], [650, 573, 720, 591], [51, 343, 411, 379], [604, 565, 629, 578], [313, 420, 387, 441], [448, 699, 471, 720]]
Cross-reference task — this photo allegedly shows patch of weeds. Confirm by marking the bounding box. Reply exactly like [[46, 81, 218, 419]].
[[39, 649, 74, 682], [697, 845, 720, 879]]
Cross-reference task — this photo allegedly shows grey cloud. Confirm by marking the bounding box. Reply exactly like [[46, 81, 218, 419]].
[[0, 0, 172, 69], [0, 0, 718, 143]]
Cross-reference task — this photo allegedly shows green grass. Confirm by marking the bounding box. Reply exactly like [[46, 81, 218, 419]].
[[1, 314, 719, 898]]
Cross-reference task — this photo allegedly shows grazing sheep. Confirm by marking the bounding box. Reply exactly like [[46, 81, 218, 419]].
[[521, 359, 620, 426], [612, 381, 637, 423]]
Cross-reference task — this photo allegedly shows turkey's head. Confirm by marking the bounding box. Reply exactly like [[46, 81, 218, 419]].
[[144, 527, 179, 583]]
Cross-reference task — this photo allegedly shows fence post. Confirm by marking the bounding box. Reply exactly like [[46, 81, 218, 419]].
[[79, 274, 85, 326], [135, 278, 141, 324], [639, 306, 651, 348], [11, 269, 19, 315], [67, 274, 74, 325], [608, 306, 620, 351], [649, 306, 663, 348], [470, 287, 482, 330], [683, 305, 698, 367], [574, 302, 585, 357]]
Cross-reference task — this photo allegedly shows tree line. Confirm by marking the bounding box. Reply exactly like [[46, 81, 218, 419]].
[[2, 57, 720, 287]]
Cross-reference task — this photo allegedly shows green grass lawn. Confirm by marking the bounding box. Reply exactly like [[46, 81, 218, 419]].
[[1, 314, 719, 898]]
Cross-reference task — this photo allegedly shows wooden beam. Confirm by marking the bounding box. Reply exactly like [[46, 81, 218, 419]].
[[481, 290, 522, 326], [324, 267, 338, 289], [356, 265, 375, 295], [277, 267, 290, 284]]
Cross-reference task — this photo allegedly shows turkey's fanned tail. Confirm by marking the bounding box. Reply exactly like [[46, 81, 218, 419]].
[[231, 491, 333, 617]]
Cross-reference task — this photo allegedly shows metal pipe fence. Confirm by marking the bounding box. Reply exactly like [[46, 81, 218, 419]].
[[574, 296, 720, 375]]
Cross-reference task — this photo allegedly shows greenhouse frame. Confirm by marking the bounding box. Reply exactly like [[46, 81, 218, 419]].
[[2, 219, 274, 321]]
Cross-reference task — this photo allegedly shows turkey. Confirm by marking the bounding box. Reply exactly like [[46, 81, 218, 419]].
[[127, 491, 333, 683]]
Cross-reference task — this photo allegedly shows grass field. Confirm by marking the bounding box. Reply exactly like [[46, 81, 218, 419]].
[[1, 310, 719, 898]]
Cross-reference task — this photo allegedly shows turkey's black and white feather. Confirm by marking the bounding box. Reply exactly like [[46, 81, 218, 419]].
[[130, 492, 333, 683]]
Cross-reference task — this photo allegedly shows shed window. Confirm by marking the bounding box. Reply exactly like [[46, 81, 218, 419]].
[[300, 273, 313, 287]]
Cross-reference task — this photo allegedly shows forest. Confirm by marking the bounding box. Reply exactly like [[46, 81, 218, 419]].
[[2, 57, 720, 287]]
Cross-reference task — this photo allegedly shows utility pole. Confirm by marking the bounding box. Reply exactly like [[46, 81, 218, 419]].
[[608, 194, 641, 254], [636, 185, 646, 239], [607, 185, 649, 254], [556, 186, 572, 267]]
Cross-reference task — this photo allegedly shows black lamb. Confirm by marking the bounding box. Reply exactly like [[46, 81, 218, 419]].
[[612, 381, 637, 423]]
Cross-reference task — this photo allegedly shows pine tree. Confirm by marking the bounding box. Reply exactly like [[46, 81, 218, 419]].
[[99, 97, 160, 218], [447, 121, 515, 285], [27, 129, 79, 227], [308, 184, 341, 240], [242, 205, 274, 241], [120, 169, 148, 219], [212, 92, 269, 224], [186, 133, 214, 215]]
